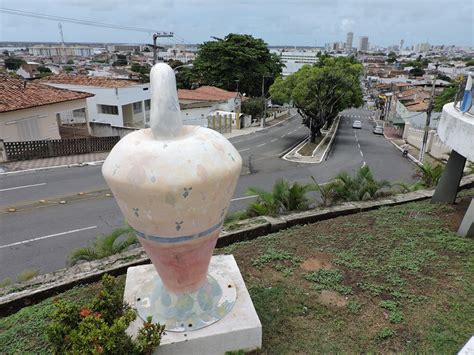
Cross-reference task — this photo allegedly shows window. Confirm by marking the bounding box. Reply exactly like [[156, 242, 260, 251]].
[[17, 118, 40, 141], [133, 102, 142, 114], [144, 99, 150, 111], [98, 104, 118, 115]]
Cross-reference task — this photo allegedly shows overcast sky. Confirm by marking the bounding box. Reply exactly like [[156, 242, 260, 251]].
[[1, 0, 473, 47]]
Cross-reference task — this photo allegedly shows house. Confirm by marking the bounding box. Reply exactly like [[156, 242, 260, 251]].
[[178, 86, 247, 129], [0, 75, 93, 142], [16, 61, 41, 79], [40, 75, 151, 128]]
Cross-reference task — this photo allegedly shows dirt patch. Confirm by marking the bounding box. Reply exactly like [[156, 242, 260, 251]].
[[301, 253, 333, 271], [318, 290, 348, 308]]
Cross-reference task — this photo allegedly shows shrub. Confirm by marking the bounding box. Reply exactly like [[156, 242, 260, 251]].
[[68, 226, 137, 266], [47, 274, 165, 354], [416, 162, 443, 188]]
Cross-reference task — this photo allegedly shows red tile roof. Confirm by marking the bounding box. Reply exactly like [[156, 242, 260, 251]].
[[40, 74, 141, 88], [178, 86, 238, 102], [0, 75, 94, 113]]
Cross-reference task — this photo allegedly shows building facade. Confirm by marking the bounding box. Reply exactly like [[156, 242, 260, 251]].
[[358, 36, 369, 51], [346, 32, 353, 50]]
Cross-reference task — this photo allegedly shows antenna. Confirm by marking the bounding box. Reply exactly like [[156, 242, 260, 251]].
[[58, 22, 67, 64]]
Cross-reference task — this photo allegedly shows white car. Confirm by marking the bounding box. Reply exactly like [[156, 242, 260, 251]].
[[352, 120, 362, 129], [373, 125, 384, 135]]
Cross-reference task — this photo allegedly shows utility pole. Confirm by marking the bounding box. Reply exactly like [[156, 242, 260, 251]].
[[58, 23, 66, 64], [152, 32, 174, 65], [261, 75, 269, 128], [419, 62, 439, 162]]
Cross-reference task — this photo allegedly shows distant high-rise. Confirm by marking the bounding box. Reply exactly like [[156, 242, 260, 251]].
[[415, 42, 430, 52], [399, 39, 404, 51], [358, 36, 369, 51], [346, 32, 353, 50]]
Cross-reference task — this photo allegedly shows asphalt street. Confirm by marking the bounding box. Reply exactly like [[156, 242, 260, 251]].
[[0, 109, 417, 280]]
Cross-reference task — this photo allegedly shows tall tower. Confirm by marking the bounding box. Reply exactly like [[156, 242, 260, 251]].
[[358, 36, 369, 51], [400, 39, 404, 51], [346, 32, 354, 50]]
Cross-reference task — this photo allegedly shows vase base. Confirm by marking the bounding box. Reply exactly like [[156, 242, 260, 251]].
[[131, 263, 236, 332]]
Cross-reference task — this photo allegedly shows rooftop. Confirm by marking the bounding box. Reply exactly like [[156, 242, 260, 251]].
[[0, 75, 94, 113], [178, 86, 238, 102], [39, 74, 142, 88]]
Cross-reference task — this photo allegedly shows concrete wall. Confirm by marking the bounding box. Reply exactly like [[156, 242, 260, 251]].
[[403, 123, 451, 160], [0, 99, 88, 142], [89, 122, 137, 139]]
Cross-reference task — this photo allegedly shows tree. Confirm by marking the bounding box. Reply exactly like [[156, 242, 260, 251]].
[[241, 97, 264, 120], [409, 67, 425, 77], [167, 59, 184, 69], [63, 66, 74, 73], [192, 34, 283, 96], [386, 51, 397, 64], [4, 57, 24, 70], [175, 66, 196, 89], [270, 56, 363, 142], [434, 86, 457, 111], [37, 66, 52, 73], [465, 59, 474, 67], [67, 59, 74, 64]]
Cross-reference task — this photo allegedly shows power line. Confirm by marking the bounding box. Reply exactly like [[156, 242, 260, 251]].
[[0, 7, 170, 34]]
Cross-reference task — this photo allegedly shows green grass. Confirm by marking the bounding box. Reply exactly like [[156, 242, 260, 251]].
[[1, 193, 473, 353]]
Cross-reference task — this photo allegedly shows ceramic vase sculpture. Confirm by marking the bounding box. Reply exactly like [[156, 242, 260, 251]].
[[102, 64, 242, 331]]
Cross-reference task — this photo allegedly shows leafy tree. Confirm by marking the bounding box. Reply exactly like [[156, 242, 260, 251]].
[[192, 33, 283, 96], [4, 57, 24, 70], [465, 60, 474, 67], [270, 56, 363, 142], [434, 86, 457, 111], [437, 73, 452, 82], [241, 97, 264, 119], [37, 66, 52, 73], [113, 54, 128, 66], [167, 59, 184, 69], [63, 66, 74, 73], [67, 59, 74, 64], [409, 67, 425, 77], [387, 51, 397, 64]]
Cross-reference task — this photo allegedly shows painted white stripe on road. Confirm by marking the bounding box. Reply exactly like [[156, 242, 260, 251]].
[[0, 226, 98, 249], [281, 134, 286, 138], [0, 183, 46, 192], [238, 148, 250, 152], [231, 195, 257, 202], [256, 143, 266, 147], [360, 151, 364, 157], [271, 139, 277, 142]]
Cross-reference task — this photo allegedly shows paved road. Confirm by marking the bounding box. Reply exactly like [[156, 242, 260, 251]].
[[0, 109, 416, 280]]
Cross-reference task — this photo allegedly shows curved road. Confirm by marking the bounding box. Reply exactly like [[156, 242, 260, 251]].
[[0, 109, 416, 280]]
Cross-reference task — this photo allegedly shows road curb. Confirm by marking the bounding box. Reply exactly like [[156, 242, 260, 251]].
[[2, 175, 473, 315], [387, 140, 422, 167]]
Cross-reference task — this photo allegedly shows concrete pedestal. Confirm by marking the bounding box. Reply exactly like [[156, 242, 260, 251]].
[[124, 255, 262, 355], [432, 150, 466, 204]]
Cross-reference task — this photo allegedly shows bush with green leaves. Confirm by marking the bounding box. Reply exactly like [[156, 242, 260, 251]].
[[68, 226, 137, 266], [245, 178, 316, 217], [328, 165, 391, 203], [416, 162, 443, 188], [47, 274, 165, 354]]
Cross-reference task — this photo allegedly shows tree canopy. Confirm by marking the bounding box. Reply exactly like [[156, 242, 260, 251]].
[[270, 56, 363, 142], [191, 34, 283, 96]]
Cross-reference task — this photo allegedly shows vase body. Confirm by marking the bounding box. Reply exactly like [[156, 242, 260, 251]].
[[102, 126, 241, 294]]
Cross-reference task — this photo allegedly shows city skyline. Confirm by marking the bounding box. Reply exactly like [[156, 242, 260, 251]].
[[0, 0, 473, 47]]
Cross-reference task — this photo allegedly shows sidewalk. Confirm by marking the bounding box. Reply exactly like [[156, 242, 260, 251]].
[[0, 113, 297, 173], [383, 127, 440, 167]]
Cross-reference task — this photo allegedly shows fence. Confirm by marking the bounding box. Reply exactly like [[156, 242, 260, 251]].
[[2, 136, 120, 161], [207, 114, 232, 134]]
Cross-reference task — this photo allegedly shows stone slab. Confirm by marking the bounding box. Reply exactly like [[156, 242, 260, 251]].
[[124, 255, 262, 355], [458, 198, 474, 238]]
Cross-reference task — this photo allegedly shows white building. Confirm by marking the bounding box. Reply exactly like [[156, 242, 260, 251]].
[[415, 43, 431, 53], [358, 36, 369, 51], [41, 75, 151, 128], [29, 45, 94, 57], [346, 32, 353, 50], [270, 49, 319, 76]]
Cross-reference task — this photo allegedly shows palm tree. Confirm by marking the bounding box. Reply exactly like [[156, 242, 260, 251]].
[[311, 176, 342, 206], [332, 166, 391, 202], [245, 178, 316, 217], [416, 162, 443, 188], [393, 181, 425, 193], [68, 226, 137, 266]]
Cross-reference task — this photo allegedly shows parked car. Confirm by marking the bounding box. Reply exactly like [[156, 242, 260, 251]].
[[352, 120, 362, 129], [373, 125, 384, 135]]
